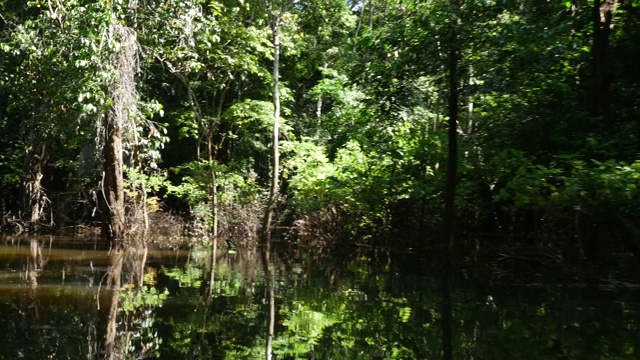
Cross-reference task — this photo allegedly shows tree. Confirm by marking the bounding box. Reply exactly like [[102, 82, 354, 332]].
[[260, 0, 300, 244], [589, 0, 617, 129], [0, 0, 109, 231], [0, 0, 161, 238], [442, 0, 460, 356], [103, 22, 138, 240], [140, 0, 272, 241]]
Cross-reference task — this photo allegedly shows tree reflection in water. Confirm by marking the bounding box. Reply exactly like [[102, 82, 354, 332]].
[[22, 238, 44, 345], [103, 242, 124, 358], [25, 238, 44, 317], [260, 244, 275, 360], [0, 235, 638, 359], [102, 239, 164, 359]]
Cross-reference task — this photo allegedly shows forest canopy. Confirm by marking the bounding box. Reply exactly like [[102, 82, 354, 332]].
[[0, 0, 639, 256]]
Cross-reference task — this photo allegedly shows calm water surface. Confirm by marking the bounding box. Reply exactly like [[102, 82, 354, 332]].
[[0, 235, 638, 359]]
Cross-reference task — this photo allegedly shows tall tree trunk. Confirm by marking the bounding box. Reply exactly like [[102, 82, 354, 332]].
[[209, 86, 229, 241], [316, 60, 328, 123], [24, 143, 48, 232], [22, 110, 49, 233], [354, 0, 367, 38], [262, 23, 281, 244], [103, 116, 125, 240], [103, 24, 137, 241], [368, 0, 373, 30], [466, 65, 474, 136], [207, 134, 219, 294], [589, 0, 616, 128], [442, 1, 460, 359]]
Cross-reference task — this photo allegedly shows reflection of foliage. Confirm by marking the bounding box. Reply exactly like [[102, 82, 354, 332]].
[[210, 263, 244, 298], [307, 290, 434, 360], [158, 256, 266, 359], [162, 265, 203, 288], [149, 249, 640, 360], [460, 294, 640, 360], [161, 299, 267, 359], [0, 245, 634, 359], [120, 286, 169, 312], [274, 300, 340, 358], [118, 286, 169, 358], [0, 289, 99, 359]]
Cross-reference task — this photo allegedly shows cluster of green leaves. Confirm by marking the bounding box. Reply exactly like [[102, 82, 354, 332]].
[[494, 152, 640, 215], [118, 285, 170, 358], [162, 264, 203, 288], [120, 285, 170, 312]]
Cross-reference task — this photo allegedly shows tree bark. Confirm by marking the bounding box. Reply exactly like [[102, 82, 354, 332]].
[[262, 12, 282, 244], [21, 109, 49, 232], [24, 143, 48, 232], [316, 60, 328, 123], [102, 24, 137, 241], [354, 0, 367, 38], [103, 117, 125, 240], [589, 0, 616, 128]]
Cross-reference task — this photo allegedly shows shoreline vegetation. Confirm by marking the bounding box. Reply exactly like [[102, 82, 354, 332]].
[[0, 0, 639, 270]]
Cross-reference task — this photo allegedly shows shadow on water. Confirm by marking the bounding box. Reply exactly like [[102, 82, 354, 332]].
[[0, 235, 639, 359]]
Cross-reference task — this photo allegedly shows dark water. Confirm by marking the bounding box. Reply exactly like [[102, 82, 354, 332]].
[[0, 235, 638, 359]]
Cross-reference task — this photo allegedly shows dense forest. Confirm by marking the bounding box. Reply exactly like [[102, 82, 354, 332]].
[[1, 0, 639, 260]]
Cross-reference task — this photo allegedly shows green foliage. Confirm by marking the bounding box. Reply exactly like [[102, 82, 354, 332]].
[[125, 167, 170, 194], [224, 100, 275, 130], [120, 285, 169, 313], [167, 159, 263, 224], [210, 263, 244, 297], [162, 265, 203, 288], [282, 138, 334, 212], [124, 167, 171, 212], [283, 138, 388, 227], [167, 168, 210, 207], [492, 151, 640, 215], [560, 159, 640, 212], [1, 0, 640, 245], [118, 286, 169, 358], [0, 152, 21, 191], [493, 151, 563, 208], [274, 300, 339, 357]]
